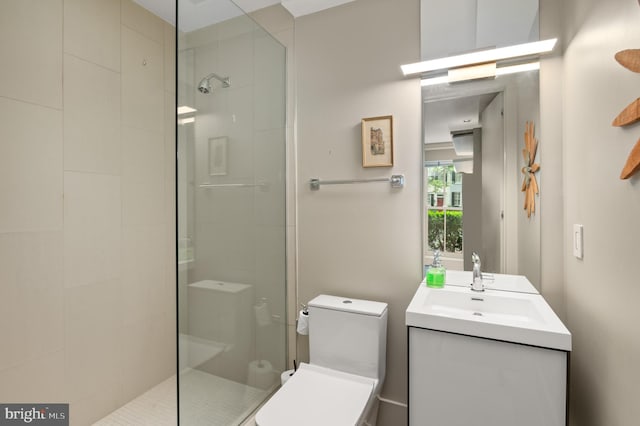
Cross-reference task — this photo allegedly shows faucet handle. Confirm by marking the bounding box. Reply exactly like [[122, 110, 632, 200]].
[[472, 252, 480, 264], [481, 273, 494, 288]]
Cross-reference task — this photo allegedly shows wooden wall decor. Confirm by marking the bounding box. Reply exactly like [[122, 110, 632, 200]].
[[613, 49, 640, 179], [615, 49, 640, 72], [521, 121, 540, 218]]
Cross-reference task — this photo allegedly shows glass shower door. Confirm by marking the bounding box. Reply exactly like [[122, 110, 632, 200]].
[[177, 2, 286, 424]]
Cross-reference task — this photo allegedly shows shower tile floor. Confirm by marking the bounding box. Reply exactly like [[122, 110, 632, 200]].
[[94, 368, 267, 425]]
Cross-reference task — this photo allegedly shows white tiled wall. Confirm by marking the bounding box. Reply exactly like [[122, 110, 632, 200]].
[[0, 1, 176, 424], [0, 97, 63, 232], [63, 54, 122, 175], [0, 231, 64, 377], [63, 172, 122, 289], [64, 0, 121, 72], [0, 0, 63, 109]]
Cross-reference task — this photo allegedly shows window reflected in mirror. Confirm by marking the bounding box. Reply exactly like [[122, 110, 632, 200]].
[[425, 164, 464, 259]]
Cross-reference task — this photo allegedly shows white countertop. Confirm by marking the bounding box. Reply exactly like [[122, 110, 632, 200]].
[[406, 273, 571, 351]]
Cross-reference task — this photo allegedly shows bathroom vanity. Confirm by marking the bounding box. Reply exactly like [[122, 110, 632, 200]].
[[406, 271, 571, 426]]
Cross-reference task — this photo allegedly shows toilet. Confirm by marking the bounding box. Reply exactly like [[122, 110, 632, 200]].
[[255, 294, 388, 426]]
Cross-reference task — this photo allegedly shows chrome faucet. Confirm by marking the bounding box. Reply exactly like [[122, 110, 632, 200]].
[[471, 252, 484, 292]]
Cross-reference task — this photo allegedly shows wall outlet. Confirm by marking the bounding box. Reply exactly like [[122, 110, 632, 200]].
[[573, 224, 583, 259]]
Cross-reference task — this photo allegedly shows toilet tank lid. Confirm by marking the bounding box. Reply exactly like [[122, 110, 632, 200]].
[[309, 295, 387, 317]]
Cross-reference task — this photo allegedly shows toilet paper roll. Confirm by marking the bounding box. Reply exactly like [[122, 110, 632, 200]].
[[280, 369, 295, 386], [296, 310, 309, 335], [247, 360, 276, 390], [254, 301, 272, 327]]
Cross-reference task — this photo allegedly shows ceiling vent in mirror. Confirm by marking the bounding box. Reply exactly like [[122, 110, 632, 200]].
[[451, 132, 474, 157], [453, 158, 473, 174]]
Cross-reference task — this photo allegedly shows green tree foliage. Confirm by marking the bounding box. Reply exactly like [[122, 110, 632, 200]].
[[427, 166, 447, 193], [427, 210, 463, 253]]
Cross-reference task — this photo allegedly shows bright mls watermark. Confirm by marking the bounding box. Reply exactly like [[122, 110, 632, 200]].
[[0, 404, 68, 425]]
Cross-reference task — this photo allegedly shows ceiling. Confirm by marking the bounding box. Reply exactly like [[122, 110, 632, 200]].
[[133, 0, 355, 31], [423, 92, 498, 144]]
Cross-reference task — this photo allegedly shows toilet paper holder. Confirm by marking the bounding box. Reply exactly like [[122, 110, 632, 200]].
[[297, 303, 310, 335]]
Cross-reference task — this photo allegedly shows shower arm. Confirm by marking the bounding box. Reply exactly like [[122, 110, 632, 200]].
[[203, 72, 230, 88]]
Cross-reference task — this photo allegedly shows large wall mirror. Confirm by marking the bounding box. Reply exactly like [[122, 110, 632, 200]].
[[421, 0, 541, 289]]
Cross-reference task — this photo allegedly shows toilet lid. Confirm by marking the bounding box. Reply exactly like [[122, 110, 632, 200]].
[[255, 363, 375, 426]]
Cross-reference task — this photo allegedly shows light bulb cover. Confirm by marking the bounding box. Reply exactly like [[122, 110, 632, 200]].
[[403, 38, 556, 76]]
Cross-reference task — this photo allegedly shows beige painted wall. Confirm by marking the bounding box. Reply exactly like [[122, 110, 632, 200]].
[[539, 0, 566, 319], [0, 1, 176, 424], [253, 1, 640, 425], [557, 0, 640, 424], [294, 0, 422, 423], [214, 0, 640, 425]]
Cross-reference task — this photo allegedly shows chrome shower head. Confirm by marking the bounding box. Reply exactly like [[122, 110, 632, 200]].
[[198, 79, 212, 94], [197, 72, 230, 94]]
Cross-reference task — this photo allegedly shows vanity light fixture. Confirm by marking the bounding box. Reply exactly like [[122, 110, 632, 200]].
[[420, 75, 449, 87], [402, 38, 557, 76], [420, 61, 541, 87], [447, 62, 497, 83], [495, 61, 541, 76]]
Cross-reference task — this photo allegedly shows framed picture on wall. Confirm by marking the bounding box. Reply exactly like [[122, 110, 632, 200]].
[[361, 115, 394, 167], [209, 136, 228, 176]]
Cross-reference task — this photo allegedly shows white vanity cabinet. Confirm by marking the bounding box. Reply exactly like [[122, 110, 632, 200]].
[[408, 326, 568, 426]]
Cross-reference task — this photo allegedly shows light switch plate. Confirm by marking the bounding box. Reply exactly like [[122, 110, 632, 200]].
[[573, 224, 583, 259]]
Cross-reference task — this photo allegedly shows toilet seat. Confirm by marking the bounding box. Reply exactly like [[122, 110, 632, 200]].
[[255, 363, 377, 426]]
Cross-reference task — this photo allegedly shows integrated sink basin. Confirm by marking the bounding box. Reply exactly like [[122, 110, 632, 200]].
[[406, 278, 571, 351], [425, 287, 544, 325]]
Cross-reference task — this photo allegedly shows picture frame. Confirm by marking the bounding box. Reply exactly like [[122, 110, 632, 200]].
[[361, 115, 394, 167], [209, 136, 228, 176]]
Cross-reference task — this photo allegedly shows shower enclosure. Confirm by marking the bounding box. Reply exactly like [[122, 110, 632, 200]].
[[177, 1, 287, 424]]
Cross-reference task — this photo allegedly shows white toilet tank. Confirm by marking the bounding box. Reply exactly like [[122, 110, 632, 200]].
[[308, 295, 388, 382]]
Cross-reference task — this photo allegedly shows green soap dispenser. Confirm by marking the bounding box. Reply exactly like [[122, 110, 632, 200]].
[[426, 250, 446, 288]]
